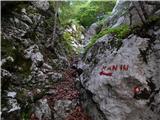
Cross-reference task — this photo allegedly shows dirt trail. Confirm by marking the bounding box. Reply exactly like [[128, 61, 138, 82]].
[[46, 59, 91, 120]]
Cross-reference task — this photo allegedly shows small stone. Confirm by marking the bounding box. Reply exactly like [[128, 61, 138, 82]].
[[51, 73, 63, 82], [1, 69, 12, 79], [42, 63, 52, 70], [8, 99, 21, 113], [54, 99, 78, 120], [7, 92, 16, 98], [34, 98, 52, 120]]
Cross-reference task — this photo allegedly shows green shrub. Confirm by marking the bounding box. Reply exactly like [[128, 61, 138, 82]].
[[76, 5, 99, 27], [75, 1, 116, 27], [58, 1, 116, 28], [101, 25, 131, 39], [60, 31, 74, 55], [84, 25, 131, 54]]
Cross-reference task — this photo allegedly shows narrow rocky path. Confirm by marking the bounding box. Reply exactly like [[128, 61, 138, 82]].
[[47, 67, 91, 120], [29, 56, 91, 120]]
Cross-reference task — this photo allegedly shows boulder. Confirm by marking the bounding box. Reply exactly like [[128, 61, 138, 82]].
[[83, 23, 101, 46], [81, 1, 160, 118], [31, 1, 49, 11], [53, 99, 78, 120], [51, 73, 63, 82], [81, 33, 160, 120], [1, 69, 12, 79], [34, 98, 52, 120], [24, 45, 44, 67]]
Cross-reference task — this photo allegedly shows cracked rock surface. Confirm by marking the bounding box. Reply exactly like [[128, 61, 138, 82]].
[[80, 1, 160, 120]]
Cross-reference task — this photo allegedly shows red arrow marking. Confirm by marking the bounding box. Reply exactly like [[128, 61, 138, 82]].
[[99, 71, 112, 76]]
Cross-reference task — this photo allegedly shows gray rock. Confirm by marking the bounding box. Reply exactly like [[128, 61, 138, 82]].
[[24, 45, 44, 66], [21, 14, 33, 24], [7, 92, 16, 98], [1, 56, 14, 67], [37, 71, 47, 82], [54, 99, 78, 120], [14, 17, 30, 30], [1, 1, 72, 119], [31, 1, 49, 11], [1, 69, 12, 79], [83, 23, 101, 46], [31, 63, 39, 72], [81, 34, 160, 120], [81, 3, 160, 119], [20, 8, 33, 24], [24, 45, 39, 58], [42, 63, 53, 70], [34, 98, 52, 120], [51, 73, 63, 82], [1, 91, 21, 120], [8, 98, 21, 113], [105, 1, 160, 28], [31, 52, 44, 65], [6, 56, 14, 62]]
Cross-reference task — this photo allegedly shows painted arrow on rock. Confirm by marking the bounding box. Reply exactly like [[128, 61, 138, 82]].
[[99, 71, 112, 76]]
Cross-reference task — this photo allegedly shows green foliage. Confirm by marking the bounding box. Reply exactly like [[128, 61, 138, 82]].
[[21, 101, 32, 120], [83, 36, 97, 54], [76, 1, 116, 27], [76, 5, 99, 27], [49, 0, 116, 54], [63, 31, 72, 42], [21, 102, 32, 120], [147, 15, 160, 24], [96, 17, 108, 26], [61, 31, 74, 55], [44, 17, 54, 30], [84, 25, 131, 53], [101, 25, 131, 39], [58, 1, 77, 26], [61, 20, 84, 55], [57, 1, 116, 27]]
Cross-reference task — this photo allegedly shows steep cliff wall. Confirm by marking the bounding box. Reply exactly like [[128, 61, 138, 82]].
[[1, 1, 70, 120]]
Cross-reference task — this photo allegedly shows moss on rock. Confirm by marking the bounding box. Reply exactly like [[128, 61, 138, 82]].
[[84, 25, 131, 54]]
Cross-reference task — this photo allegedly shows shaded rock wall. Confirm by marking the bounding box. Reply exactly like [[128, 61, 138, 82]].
[[1, 1, 69, 120]]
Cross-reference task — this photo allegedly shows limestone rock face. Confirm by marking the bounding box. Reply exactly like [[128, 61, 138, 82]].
[[83, 23, 102, 46], [31, 1, 49, 11], [81, 0, 160, 120], [105, 1, 160, 28], [1, 1, 69, 120], [81, 34, 160, 120]]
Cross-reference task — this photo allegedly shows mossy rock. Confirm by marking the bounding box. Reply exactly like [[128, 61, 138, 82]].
[[2, 37, 32, 77], [147, 15, 160, 24], [84, 25, 131, 54]]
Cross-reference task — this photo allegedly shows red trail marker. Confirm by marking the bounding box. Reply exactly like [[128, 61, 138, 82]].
[[133, 86, 141, 94], [99, 71, 112, 76]]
